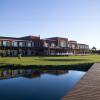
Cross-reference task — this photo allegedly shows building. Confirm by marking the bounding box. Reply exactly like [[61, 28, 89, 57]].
[[76, 43, 89, 54], [68, 41, 89, 55], [42, 37, 68, 55], [68, 40, 77, 55], [0, 35, 90, 56], [0, 36, 43, 56]]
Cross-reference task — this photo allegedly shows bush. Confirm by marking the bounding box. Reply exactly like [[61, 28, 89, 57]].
[[18, 54, 22, 59]]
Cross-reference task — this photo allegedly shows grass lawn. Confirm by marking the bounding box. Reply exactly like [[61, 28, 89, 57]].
[[0, 55, 100, 66]]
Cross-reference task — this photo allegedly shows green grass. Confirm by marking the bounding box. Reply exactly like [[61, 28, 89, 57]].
[[0, 55, 100, 66]]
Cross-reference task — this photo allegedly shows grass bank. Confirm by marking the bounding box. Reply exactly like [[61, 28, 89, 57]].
[[0, 55, 99, 67]]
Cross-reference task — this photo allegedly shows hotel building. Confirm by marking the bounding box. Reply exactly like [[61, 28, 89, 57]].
[[0, 35, 89, 56]]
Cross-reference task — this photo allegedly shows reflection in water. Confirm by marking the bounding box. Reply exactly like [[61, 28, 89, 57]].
[[0, 68, 68, 79], [0, 63, 91, 80], [0, 65, 91, 100]]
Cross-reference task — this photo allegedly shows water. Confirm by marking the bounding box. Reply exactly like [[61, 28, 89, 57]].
[[0, 66, 88, 100]]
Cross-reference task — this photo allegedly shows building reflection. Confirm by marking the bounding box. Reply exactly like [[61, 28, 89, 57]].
[[0, 68, 68, 80]]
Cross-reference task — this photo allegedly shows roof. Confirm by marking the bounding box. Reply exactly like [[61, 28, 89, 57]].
[[77, 43, 89, 46], [20, 35, 40, 40], [44, 37, 68, 40], [0, 35, 40, 41], [0, 36, 19, 40], [68, 40, 77, 44]]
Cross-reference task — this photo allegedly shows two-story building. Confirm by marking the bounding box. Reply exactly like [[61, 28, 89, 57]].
[[0, 36, 42, 56], [42, 37, 68, 55], [0, 35, 90, 56], [68, 41, 77, 55], [76, 43, 89, 54]]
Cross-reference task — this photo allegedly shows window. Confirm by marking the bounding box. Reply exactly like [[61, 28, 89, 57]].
[[60, 41, 66, 47], [12, 42, 18, 47], [27, 50, 31, 55], [78, 45, 81, 49], [32, 42, 34, 47], [19, 42, 23, 47], [22, 42, 26, 47], [3, 41, 10, 46], [3, 41, 6, 46], [81, 46, 83, 49], [13, 50, 18, 56], [27, 42, 31, 47], [87, 46, 89, 49], [51, 43, 55, 47], [44, 42, 48, 47], [77, 45, 79, 48], [72, 45, 75, 48], [83, 46, 85, 49]]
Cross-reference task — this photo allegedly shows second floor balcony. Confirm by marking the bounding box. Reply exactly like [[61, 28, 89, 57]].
[[1, 41, 38, 48]]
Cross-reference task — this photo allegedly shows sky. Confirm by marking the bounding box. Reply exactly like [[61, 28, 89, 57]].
[[0, 0, 100, 49]]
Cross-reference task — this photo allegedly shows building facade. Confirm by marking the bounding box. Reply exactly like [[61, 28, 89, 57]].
[[0, 35, 90, 56], [42, 37, 69, 55]]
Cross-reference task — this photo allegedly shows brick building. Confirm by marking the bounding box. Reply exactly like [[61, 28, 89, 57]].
[[42, 37, 68, 55], [0, 35, 90, 56]]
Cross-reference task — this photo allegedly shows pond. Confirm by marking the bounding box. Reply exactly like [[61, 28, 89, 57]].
[[0, 64, 91, 100]]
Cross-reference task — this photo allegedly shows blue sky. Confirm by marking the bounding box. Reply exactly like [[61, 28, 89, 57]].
[[0, 0, 100, 49]]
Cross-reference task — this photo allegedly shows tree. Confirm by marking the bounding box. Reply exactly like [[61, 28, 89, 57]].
[[91, 47, 97, 54], [91, 47, 96, 51], [18, 53, 22, 59]]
